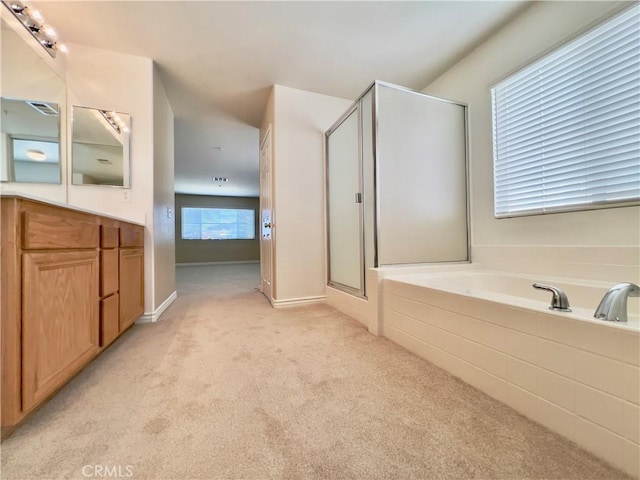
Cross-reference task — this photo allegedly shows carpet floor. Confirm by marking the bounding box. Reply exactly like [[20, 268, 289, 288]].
[[0, 264, 631, 480]]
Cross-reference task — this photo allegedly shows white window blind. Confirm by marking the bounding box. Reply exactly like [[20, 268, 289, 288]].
[[491, 5, 640, 217]]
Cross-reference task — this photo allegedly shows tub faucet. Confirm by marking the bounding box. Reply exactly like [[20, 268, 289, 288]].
[[594, 282, 639, 322], [533, 283, 572, 312]]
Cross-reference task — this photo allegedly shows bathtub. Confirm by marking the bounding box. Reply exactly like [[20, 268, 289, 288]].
[[381, 270, 640, 477], [386, 271, 639, 329]]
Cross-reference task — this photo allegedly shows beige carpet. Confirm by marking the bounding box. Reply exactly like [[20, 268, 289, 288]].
[[0, 264, 631, 480]]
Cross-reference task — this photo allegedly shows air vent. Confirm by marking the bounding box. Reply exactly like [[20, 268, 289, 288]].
[[26, 101, 58, 116]]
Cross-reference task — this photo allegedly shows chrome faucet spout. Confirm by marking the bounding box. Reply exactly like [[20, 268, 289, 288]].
[[533, 283, 572, 312], [594, 282, 640, 322]]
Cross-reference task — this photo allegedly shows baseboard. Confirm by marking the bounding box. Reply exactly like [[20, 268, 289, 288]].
[[325, 286, 370, 327], [176, 260, 259, 267], [136, 291, 177, 323], [271, 295, 326, 309]]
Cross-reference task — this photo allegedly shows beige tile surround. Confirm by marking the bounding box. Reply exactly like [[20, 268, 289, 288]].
[[382, 278, 639, 477]]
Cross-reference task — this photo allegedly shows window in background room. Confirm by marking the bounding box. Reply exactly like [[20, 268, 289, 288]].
[[181, 207, 255, 240], [491, 4, 639, 218]]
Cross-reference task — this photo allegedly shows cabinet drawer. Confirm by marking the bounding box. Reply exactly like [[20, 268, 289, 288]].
[[23, 212, 98, 250], [100, 249, 119, 297], [119, 225, 144, 248], [100, 294, 119, 347], [101, 226, 119, 248]]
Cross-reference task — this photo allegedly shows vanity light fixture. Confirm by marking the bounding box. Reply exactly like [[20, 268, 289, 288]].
[[99, 110, 129, 135], [25, 149, 46, 161], [2, 0, 67, 58]]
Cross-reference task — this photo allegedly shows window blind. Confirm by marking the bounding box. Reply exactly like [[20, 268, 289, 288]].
[[491, 5, 640, 217]]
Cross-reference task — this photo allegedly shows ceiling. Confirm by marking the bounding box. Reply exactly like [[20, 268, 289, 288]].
[[37, 1, 531, 198]]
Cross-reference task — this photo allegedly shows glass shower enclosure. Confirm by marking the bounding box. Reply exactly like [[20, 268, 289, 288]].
[[325, 81, 469, 298]]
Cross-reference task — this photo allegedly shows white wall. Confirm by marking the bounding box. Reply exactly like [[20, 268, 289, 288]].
[[66, 43, 153, 225], [65, 43, 158, 315], [259, 87, 274, 151], [422, 1, 639, 281], [267, 85, 352, 303], [152, 65, 176, 309]]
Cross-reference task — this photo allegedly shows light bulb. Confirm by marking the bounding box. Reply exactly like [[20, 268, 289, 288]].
[[30, 9, 43, 22], [43, 25, 57, 39]]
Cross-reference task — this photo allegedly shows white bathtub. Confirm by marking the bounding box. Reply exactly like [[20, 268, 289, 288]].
[[381, 270, 640, 477], [389, 271, 639, 329]]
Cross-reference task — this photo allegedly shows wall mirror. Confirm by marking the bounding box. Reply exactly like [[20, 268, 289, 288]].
[[0, 19, 64, 184], [71, 106, 131, 187]]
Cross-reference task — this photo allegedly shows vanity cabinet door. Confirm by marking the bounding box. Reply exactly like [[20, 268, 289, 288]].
[[119, 248, 144, 330], [21, 251, 99, 412], [100, 293, 120, 347]]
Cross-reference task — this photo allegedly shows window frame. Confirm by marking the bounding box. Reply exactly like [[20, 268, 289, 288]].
[[490, 4, 640, 219], [180, 206, 256, 241]]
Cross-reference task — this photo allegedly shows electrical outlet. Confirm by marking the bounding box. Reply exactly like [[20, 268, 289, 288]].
[[122, 190, 131, 203], [166, 207, 173, 219]]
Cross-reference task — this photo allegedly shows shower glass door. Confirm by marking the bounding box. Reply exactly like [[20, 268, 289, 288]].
[[326, 105, 363, 295]]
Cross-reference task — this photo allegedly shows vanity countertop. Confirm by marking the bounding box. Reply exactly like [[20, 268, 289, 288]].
[[0, 191, 145, 227]]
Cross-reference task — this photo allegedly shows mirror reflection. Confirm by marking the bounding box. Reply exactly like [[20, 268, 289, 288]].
[[1, 98, 61, 183], [1, 19, 64, 184], [72, 106, 130, 187]]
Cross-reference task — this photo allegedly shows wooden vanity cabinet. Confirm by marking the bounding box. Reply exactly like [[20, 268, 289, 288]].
[[0, 197, 145, 439], [22, 250, 99, 411], [99, 222, 120, 348], [120, 248, 144, 330], [98, 221, 145, 345], [119, 224, 145, 330]]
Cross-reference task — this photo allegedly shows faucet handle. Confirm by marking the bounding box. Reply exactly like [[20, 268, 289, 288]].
[[533, 283, 572, 312]]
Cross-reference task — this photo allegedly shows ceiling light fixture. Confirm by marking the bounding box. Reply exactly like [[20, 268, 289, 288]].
[[25, 149, 46, 161], [2, 0, 67, 58]]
